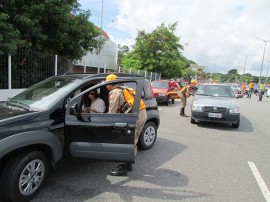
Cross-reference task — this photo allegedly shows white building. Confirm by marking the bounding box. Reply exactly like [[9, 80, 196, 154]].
[[73, 28, 118, 73]]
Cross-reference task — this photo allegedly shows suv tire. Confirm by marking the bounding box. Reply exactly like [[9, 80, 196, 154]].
[[232, 119, 240, 128], [138, 122, 157, 150], [0, 151, 49, 202], [191, 117, 196, 124]]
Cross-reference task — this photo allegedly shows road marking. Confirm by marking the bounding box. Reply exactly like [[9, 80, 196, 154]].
[[248, 161, 270, 202]]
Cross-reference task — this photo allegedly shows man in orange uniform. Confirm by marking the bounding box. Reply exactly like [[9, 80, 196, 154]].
[[241, 82, 246, 96], [247, 80, 254, 98], [106, 74, 147, 176], [178, 80, 197, 117]]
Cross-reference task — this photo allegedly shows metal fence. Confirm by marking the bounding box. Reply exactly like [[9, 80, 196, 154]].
[[121, 68, 161, 82], [0, 54, 8, 89], [0, 49, 161, 90], [0, 49, 69, 89]]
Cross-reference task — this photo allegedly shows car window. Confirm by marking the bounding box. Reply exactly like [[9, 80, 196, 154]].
[[143, 80, 153, 100], [9, 77, 81, 111], [80, 81, 138, 114]]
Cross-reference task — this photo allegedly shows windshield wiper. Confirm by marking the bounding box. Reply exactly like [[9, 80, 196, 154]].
[[8, 100, 30, 111]]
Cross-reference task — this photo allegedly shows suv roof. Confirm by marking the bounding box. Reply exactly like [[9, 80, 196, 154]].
[[61, 73, 144, 81]]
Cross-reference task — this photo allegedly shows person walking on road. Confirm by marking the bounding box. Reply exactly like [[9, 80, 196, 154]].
[[105, 74, 147, 176], [258, 81, 265, 101], [178, 86, 188, 117], [247, 80, 254, 98], [241, 82, 246, 96], [178, 80, 197, 117]]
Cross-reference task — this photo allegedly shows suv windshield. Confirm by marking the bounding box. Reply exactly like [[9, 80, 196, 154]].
[[9, 77, 80, 111], [151, 81, 169, 88]]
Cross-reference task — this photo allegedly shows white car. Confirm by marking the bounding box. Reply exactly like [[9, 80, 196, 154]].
[[267, 87, 270, 97], [191, 84, 240, 128]]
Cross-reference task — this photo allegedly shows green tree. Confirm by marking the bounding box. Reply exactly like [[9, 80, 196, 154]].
[[121, 22, 189, 78], [118, 45, 130, 66], [121, 52, 141, 70], [0, 0, 102, 59], [228, 69, 238, 75], [182, 67, 197, 81]]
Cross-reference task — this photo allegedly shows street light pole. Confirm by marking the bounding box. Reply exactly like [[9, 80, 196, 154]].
[[266, 61, 270, 83], [241, 55, 248, 82], [97, 0, 104, 73], [257, 38, 270, 84]]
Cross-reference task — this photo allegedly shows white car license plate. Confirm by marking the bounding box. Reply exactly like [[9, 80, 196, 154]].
[[208, 113, 222, 118]]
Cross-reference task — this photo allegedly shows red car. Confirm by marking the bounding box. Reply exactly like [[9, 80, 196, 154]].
[[151, 80, 180, 105]]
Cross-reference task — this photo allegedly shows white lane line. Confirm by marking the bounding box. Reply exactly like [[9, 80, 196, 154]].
[[248, 161, 270, 202]]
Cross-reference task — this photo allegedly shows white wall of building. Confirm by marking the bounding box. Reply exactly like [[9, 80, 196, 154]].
[[75, 39, 118, 71]]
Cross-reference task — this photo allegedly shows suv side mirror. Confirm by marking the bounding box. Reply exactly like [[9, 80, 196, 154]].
[[69, 104, 78, 115]]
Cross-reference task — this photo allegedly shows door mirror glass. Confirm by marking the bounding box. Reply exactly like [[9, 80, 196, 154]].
[[69, 104, 78, 115]]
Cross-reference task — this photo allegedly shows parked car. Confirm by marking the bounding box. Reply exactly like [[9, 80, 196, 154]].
[[230, 84, 241, 94], [191, 84, 240, 128], [266, 86, 270, 97], [0, 73, 160, 202], [151, 80, 180, 105]]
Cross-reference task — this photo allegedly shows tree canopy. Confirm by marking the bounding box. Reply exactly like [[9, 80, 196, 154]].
[[204, 70, 259, 83], [0, 0, 102, 59], [119, 22, 192, 78]]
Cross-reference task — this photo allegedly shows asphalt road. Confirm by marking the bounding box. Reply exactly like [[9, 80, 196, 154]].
[[31, 94, 270, 202]]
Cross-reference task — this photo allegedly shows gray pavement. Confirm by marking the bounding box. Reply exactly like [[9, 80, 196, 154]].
[[2, 93, 270, 202]]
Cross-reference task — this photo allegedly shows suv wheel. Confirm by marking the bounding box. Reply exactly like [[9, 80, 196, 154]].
[[0, 151, 49, 202], [191, 117, 196, 124], [232, 119, 240, 128], [138, 122, 157, 150]]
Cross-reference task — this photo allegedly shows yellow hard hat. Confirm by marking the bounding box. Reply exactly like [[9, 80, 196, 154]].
[[106, 74, 118, 81], [191, 79, 197, 84]]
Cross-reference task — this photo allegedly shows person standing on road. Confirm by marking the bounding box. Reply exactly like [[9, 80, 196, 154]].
[[258, 81, 265, 101], [178, 80, 197, 117], [247, 80, 254, 98], [178, 86, 188, 117], [241, 82, 246, 96], [106, 74, 147, 176]]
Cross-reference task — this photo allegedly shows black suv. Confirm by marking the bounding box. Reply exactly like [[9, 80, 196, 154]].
[[0, 73, 160, 202]]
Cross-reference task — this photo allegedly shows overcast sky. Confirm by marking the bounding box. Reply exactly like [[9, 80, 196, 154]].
[[79, 0, 270, 76]]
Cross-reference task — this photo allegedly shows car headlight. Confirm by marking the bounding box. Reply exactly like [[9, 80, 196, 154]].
[[192, 104, 203, 111], [229, 108, 240, 113], [159, 93, 166, 96]]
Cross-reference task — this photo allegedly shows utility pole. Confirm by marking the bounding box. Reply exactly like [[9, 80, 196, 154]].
[[266, 61, 270, 83], [241, 55, 248, 82], [257, 38, 270, 84], [97, 0, 104, 73]]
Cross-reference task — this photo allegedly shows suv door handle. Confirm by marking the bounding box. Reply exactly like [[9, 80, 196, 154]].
[[114, 123, 127, 128]]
